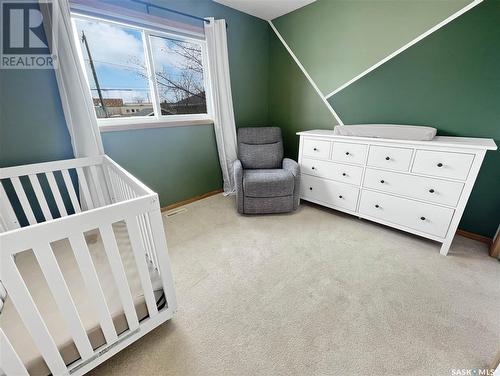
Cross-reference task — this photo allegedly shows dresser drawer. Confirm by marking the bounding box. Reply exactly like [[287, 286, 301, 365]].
[[367, 145, 413, 172], [301, 175, 359, 212], [331, 142, 367, 165], [302, 139, 331, 159], [301, 158, 363, 185], [363, 168, 464, 207], [411, 150, 474, 180], [359, 190, 454, 238]]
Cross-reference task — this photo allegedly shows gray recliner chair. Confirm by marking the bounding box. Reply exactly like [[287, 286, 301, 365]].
[[234, 127, 300, 214]]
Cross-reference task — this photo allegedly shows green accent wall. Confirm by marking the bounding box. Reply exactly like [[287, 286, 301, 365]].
[[269, 32, 337, 160], [328, 0, 500, 237], [273, 0, 471, 94], [1, 0, 271, 208], [271, 0, 499, 237]]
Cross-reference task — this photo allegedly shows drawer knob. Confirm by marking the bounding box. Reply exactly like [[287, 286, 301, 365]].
[[375, 204, 379, 208], [309, 187, 313, 190], [342, 172, 347, 176], [385, 156, 390, 160], [420, 216, 426, 221], [380, 180, 385, 184], [312, 166, 316, 170], [429, 189, 435, 193], [437, 163, 443, 167], [338, 195, 343, 199], [313, 147, 318, 151], [345, 152, 350, 155]]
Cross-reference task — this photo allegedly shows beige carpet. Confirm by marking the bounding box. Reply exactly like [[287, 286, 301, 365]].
[[89, 194, 500, 376]]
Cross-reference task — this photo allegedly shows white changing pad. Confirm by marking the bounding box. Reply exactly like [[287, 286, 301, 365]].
[[333, 124, 436, 141], [0, 221, 163, 376]]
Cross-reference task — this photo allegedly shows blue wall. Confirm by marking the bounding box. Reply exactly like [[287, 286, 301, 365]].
[[0, 69, 74, 166]]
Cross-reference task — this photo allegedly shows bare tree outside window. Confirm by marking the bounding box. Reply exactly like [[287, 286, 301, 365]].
[[150, 35, 207, 116]]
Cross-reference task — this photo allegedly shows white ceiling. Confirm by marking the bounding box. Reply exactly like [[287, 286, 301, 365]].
[[214, 0, 316, 21]]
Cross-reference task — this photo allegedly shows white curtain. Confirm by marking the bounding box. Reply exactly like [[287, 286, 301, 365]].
[[41, 0, 104, 158], [204, 18, 238, 195], [41, 0, 105, 208]]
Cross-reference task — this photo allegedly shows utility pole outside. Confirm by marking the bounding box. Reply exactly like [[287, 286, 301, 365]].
[[81, 31, 108, 118]]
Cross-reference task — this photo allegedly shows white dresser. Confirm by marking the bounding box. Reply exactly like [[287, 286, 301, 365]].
[[297, 130, 497, 255]]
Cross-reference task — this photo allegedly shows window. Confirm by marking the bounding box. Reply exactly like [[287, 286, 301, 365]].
[[71, 14, 211, 128]]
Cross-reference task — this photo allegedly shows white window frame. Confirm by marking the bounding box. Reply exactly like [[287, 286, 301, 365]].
[[70, 13, 214, 132]]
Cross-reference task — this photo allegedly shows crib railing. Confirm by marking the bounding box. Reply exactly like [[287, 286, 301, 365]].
[[104, 157, 160, 270], [0, 156, 176, 376], [1, 156, 99, 230]]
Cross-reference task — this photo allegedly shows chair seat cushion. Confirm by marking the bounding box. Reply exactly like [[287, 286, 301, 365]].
[[243, 169, 294, 198]]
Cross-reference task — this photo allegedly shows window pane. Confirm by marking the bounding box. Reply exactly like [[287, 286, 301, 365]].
[[150, 35, 207, 116], [73, 18, 153, 119]]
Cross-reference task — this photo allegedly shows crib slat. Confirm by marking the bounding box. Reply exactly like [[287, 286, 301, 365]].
[[0, 328, 29, 376], [32, 243, 94, 360], [120, 175, 130, 200], [107, 167, 119, 203], [120, 176, 130, 200], [0, 183, 20, 229], [90, 165, 106, 207], [148, 211, 177, 313], [112, 169, 124, 201], [142, 214, 155, 265], [116, 173, 127, 201], [108, 169, 119, 202], [127, 184, 136, 200], [99, 164, 112, 204], [125, 184, 133, 200], [2, 256, 67, 375], [61, 169, 81, 213], [28, 174, 53, 221], [76, 167, 94, 210], [144, 214, 159, 269], [119, 175, 129, 200], [140, 214, 156, 268], [46, 172, 68, 217], [125, 217, 158, 317], [100, 224, 140, 330], [69, 233, 118, 344], [102, 165, 116, 204], [11, 177, 37, 225], [138, 214, 153, 264]]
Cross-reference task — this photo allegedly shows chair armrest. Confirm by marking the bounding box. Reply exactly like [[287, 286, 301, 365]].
[[234, 159, 243, 182], [282, 158, 299, 177], [233, 159, 244, 213], [283, 158, 300, 210]]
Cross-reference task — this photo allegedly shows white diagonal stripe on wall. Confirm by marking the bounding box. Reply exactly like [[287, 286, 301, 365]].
[[268, 20, 344, 126], [324, 0, 483, 99]]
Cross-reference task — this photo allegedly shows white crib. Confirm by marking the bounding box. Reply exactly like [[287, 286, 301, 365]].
[[0, 155, 176, 375]]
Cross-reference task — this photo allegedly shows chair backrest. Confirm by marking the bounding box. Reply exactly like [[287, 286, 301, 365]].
[[237, 127, 284, 169]]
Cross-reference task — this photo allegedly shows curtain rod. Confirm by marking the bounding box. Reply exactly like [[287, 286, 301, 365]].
[[130, 0, 211, 24]]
